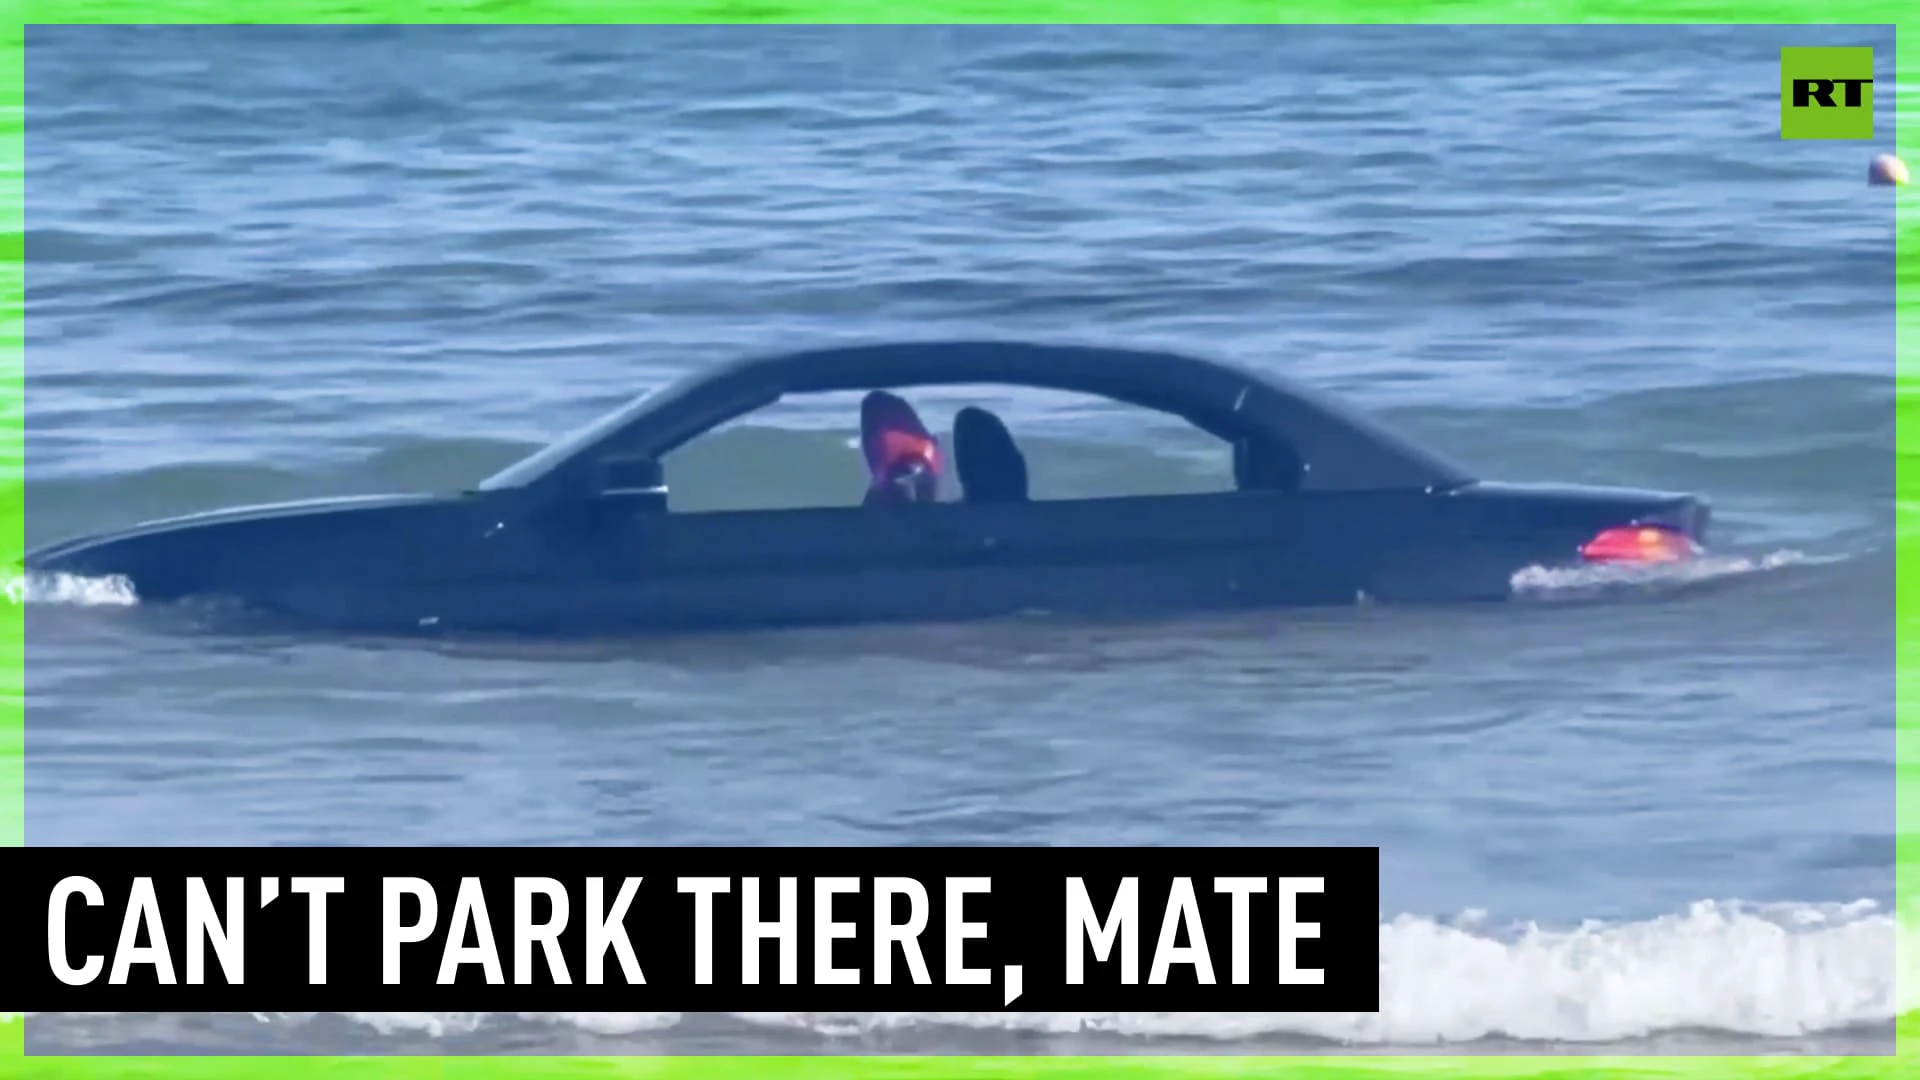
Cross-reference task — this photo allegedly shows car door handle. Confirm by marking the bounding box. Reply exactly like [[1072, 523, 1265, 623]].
[[928, 527, 1006, 559]]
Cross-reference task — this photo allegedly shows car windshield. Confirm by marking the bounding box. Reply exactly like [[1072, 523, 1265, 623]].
[[476, 389, 659, 491]]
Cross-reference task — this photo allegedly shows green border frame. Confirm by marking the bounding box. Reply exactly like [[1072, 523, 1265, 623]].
[[0, 2, 1910, 1078]]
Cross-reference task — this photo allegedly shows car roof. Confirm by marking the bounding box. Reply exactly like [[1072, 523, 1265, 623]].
[[480, 340, 1474, 495]]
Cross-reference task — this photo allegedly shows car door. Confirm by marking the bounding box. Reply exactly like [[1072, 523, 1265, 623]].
[[522, 486, 1400, 634], [908, 489, 1382, 618], [538, 498, 965, 633]]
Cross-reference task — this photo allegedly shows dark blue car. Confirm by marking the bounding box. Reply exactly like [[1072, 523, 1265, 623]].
[[23, 340, 1709, 635]]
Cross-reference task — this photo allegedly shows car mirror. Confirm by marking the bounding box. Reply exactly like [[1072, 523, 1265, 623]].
[[593, 455, 668, 507]]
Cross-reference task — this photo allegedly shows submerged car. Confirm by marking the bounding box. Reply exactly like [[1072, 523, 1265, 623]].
[[23, 340, 1709, 635]]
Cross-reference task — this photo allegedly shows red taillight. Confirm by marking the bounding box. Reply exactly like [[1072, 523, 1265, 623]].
[[1579, 525, 1698, 564]]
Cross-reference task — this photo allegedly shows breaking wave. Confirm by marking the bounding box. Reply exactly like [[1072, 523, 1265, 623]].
[[3, 572, 140, 607], [19, 899, 1905, 1051], [330, 900, 1911, 1045], [1508, 549, 1826, 601]]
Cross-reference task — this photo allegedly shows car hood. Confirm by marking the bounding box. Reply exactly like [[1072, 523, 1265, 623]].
[[23, 493, 449, 567]]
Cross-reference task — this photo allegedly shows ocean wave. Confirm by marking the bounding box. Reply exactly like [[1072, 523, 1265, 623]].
[[19, 899, 1902, 1049], [1508, 549, 1825, 600], [3, 572, 139, 607]]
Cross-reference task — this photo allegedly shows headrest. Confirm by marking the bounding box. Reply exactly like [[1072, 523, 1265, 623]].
[[954, 406, 1029, 502]]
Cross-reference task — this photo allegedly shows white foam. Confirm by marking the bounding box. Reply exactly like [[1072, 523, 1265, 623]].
[[320, 1012, 682, 1038], [3, 572, 139, 607], [303, 899, 1904, 1047], [1509, 549, 1817, 599]]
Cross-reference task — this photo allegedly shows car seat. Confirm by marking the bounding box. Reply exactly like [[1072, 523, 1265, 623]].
[[953, 406, 1030, 503]]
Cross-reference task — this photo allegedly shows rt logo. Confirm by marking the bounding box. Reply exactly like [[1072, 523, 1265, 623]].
[[1780, 47, 1874, 140]]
